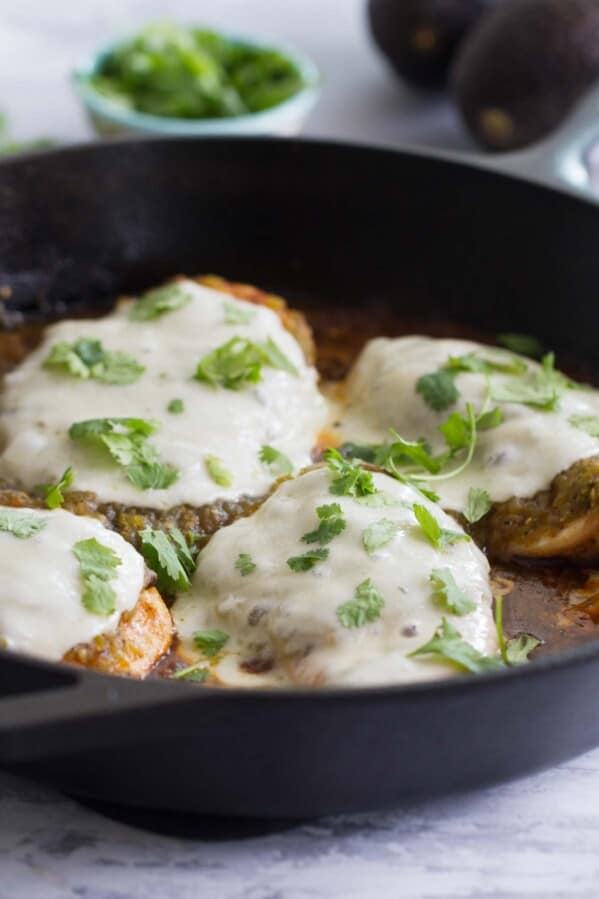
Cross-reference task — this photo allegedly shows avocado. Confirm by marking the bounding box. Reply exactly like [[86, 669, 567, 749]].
[[452, 0, 599, 151], [367, 0, 493, 90]]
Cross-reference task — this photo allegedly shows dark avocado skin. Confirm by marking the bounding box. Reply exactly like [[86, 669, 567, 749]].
[[367, 0, 493, 89], [452, 0, 599, 151]]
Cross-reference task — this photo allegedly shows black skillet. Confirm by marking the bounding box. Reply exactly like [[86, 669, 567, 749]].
[[0, 97, 599, 817]]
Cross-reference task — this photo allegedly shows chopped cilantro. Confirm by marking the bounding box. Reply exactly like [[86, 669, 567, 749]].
[[259, 445, 293, 476], [444, 353, 527, 376], [193, 629, 229, 658], [569, 415, 599, 438], [224, 299, 256, 324], [355, 492, 400, 508], [490, 353, 573, 411], [362, 518, 400, 555], [323, 448, 376, 498], [0, 508, 46, 539], [464, 487, 492, 524], [36, 466, 75, 510], [205, 454, 233, 488], [139, 527, 196, 593], [506, 634, 542, 665], [129, 283, 191, 321], [44, 338, 144, 385], [416, 370, 459, 412], [337, 578, 385, 628], [413, 503, 470, 550], [497, 333, 544, 359], [409, 618, 503, 672], [287, 547, 329, 572], [302, 504, 346, 546], [167, 398, 184, 414], [73, 537, 121, 616], [429, 568, 476, 615], [194, 336, 297, 390], [385, 434, 442, 473], [172, 664, 210, 682], [235, 552, 257, 576]]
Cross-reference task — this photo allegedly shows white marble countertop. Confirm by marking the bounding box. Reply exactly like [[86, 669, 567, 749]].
[[2, 2, 599, 896]]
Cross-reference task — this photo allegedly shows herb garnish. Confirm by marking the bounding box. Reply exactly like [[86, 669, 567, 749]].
[[172, 664, 210, 683], [464, 487, 492, 524], [569, 415, 599, 438], [445, 353, 527, 377], [139, 527, 196, 593], [490, 353, 573, 411], [363, 519, 400, 555], [416, 370, 459, 412], [167, 398, 184, 414], [235, 552, 257, 576], [409, 618, 503, 672], [205, 454, 233, 488], [337, 578, 385, 628], [73, 537, 121, 616], [44, 338, 144, 385], [497, 333, 544, 359], [302, 504, 346, 546], [495, 594, 541, 665], [69, 417, 178, 491], [36, 466, 75, 510], [194, 336, 297, 390], [430, 568, 476, 615], [224, 299, 256, 325], [259, 445, 294, 476], [287, 547, 329, 572], [193, 629, 229, 658], [324, 448, 376, 498], [0, 508, 46, 539], [413, 503, 470, 550], [129, 283, 191, 321]]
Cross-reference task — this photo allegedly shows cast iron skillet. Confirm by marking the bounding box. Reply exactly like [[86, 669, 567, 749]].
[[0, 104, 599, 817]]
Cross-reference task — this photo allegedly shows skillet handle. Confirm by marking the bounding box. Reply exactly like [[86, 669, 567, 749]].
[[477, 83, 599, 201]]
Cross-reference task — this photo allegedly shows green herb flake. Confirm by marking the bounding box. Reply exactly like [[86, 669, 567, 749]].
[[224, 299, 256, 325], [129, 283, 191, 321], [139, 527, 197, 594], [506, 634, 542, 665], [0, 508, 47, 539], [192, 629, 229, 658], [444, 352, 527, 377], [497, 333, 544, 359], [354, 492, 400, 508], [36, 466, 75, 510], [259, 445, 294, 476], [205, 454, 233, 488], [464, 487, 492, 524], [44, 338, 144, 385], [409, 618, 503, 673], [73, 537, 121, 616], [490, 353, 573, 411], [569, 415, 599, 438], [416, 370, 459, 412], [323, 448, 377, 498], [302, 504, 346, 546], [235, 552, 257, 576], [337, 578, 385, 629], [362, 519, 400, 555], [194, 336, 297, 390], [172, 664, 210, 683], [429, 568, 476, 616], [413, 503, 470, 550], [287, 547, 329, 572], [167, 398, 185, 414]]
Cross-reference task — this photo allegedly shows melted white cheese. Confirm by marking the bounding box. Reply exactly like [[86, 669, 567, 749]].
[[0, 507, 145, 661], [173, 467, 497, 688], [0, 281, 327, 510], [335, 337, 599, 510]]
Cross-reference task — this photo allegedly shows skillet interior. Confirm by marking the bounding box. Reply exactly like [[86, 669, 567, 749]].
[[0, 137, 599, 817]]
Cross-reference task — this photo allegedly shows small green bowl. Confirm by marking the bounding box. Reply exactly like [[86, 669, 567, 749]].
[[72, 30, 321, 138]]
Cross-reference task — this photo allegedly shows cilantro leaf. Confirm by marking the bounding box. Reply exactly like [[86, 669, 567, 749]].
[[0, 508, 46, 539], [385, 434, 442, 473], [256, 337, 298, 376], [337, 578, 385, 628], [172, 663, 210, 682], [413, 503, 470, 550], [139, 527, 196, 593], [205, 454, 233, 488], [323, 448, 376, 498], [224, 299, 256, 324], [44, 338, 144, 385], [259, 445, 293, 476], [73, 537, 121, 616], [569, 415, 599, 438], [36, 466, 75, 509], [490, 353, 572, 411], [416, 370, 459, 412], [409, 618, 503, 672], [444, 353, 527, 376], [362, 519, 400, 555], [497, 333, 544, 359], [302, 503, 346, 546], [506, 634, 542, 665], [439, 411, 473, 451], [193, 629, 229, 658], [287, 547, 329, 572], [129, 283, 191, 321], [476, 407, 504, 431], [235, 552, 257, 576], [127, 460, 179, 490], [429, 568, 476, 615], [194, 336, 297, 390], [354, 492, 400, 508], [167, 398, 184, 414], [464, 487, 492, 524]]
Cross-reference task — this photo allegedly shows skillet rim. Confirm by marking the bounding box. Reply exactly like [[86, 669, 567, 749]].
[[1, 133, 599, 706]]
